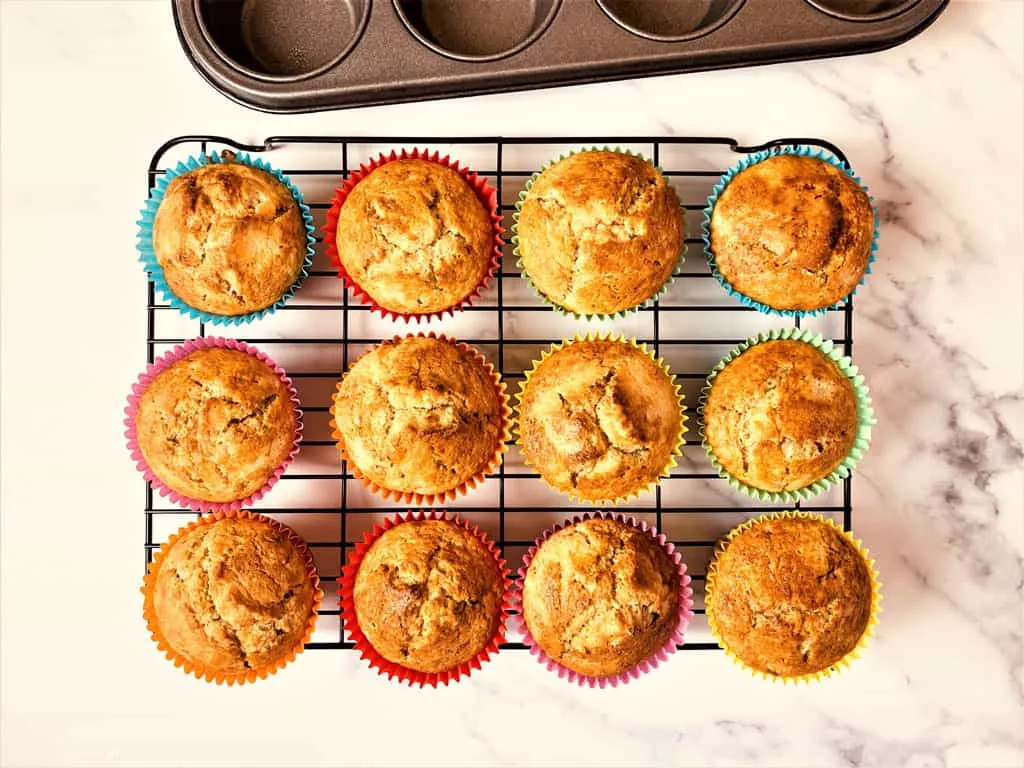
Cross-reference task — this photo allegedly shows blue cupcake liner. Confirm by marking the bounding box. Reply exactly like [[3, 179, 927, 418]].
[[136, 151, 316, 327], [702, 144, 879, 318]]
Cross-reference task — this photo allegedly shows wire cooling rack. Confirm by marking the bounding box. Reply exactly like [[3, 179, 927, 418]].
[[142, 135, 856, 652]]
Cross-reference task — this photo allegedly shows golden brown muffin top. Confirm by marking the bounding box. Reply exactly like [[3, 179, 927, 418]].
[[516, 151, 683, 316], [135, 348, 295, 503], [332, 336, 505, 496], [335, 159, 494, 314], [709, 154, 874, 311], [153, 161, 307, 316], [522, 517, 680, 678], [703, 340, 857, 493], [518, 339, 682, 502], [353, 519, 505, 674], [151, 517, 316, 675], [708, 516, 873, 677]]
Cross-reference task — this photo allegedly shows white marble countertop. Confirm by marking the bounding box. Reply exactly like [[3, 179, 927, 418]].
[[1, 2, 1021, 766]]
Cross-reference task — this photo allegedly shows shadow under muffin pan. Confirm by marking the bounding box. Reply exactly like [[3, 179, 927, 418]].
[[176, 0, 947, 111]]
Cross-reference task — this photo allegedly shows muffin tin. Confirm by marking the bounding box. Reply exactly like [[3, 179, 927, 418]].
[[173, 0, 948, 112]]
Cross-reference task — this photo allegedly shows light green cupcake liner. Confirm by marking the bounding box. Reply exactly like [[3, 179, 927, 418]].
[[698, 327, 876, 503], [511, 146, 686, 321]]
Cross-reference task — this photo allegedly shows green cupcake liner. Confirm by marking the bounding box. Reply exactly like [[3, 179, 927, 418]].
[[511, 146, 686, 321], [698, 327, 876, 503]]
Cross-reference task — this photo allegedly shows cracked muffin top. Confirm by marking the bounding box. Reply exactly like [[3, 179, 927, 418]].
[[707, 515, 873, 677], [352, 519, 505, 674], [150, 516, 317, 675], [152, 160, 307, 316], [709, 154, 874, 311], [334, 158, 494, 315], [522, 517, 680, 678], [517, 339, 682, 502], [134, 348, 296, 503], [703, 339, 857, 493], [331, 336, 506, 497], [515, 150, 683, 316]]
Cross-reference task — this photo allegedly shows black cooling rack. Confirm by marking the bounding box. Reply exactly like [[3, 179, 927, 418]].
[[142, 135, 856, 653]]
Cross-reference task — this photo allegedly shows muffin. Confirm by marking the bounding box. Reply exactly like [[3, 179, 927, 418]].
[[706, 513, 878, 679], [515, 150, 683, 316], [702, 338, 857, 494], [143, 512, 320, 683], [331, 335, 508, 501], [517, 337, 684, 502], [521, 516, 683, 679], [151, 156, 308, 316], [332, 156, 496, 315], [348, 517, 506, 677], [708, 153, 875, 312], [133, 345, 297, 505]]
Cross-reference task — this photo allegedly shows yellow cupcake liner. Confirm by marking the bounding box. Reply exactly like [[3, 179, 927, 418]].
[[704, 510, 882, 684], [514, 333, 687, 505]]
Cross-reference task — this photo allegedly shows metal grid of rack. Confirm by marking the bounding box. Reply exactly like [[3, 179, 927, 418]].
[[142, 135, 855, 652]]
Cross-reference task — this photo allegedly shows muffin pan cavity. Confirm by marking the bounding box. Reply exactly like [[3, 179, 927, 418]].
[[804, 0, 921, 21], [596, 0, 744, 42]]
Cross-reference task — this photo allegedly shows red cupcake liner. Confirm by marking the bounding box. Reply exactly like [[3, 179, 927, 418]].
[[339, 510, 513, 687], [322, 148, 504, 322], [513, 511, 695, 689], [124, 337, 303, 513]]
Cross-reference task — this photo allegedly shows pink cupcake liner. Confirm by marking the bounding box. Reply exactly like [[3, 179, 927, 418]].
[[124, 336, 303, 513], [513, 511, 694, 689]]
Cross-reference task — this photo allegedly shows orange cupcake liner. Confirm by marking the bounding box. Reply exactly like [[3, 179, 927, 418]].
[[339, 510, 513, 687], [322, 148, 504, 323], [329, 332, 512, 506], [141, 509, 323, 685]]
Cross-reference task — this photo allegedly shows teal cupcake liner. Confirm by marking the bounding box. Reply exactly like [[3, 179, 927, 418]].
[[698, 327, 876, 504], [511, 146, 686, 321], [702, 144, 879, 318], [136, 151, 315, 326]]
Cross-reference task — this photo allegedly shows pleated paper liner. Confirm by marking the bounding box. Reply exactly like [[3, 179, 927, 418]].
[[511, 146, 686, 321], [515, 333, 687, 505], [136, 150, 315, 326], [698, 327, 875, 504], [701, 144, 879, 317], [513, 512, 695, 688], [329, 332, 512, 506], [124, 336, 303, 513], [339, 510, 513, 687], [704, 511, 882, 683], [142, 510, 323, 685], [322, 148, 503, 322]]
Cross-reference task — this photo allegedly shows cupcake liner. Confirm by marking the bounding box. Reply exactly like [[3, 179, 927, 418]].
[[702, 144, 879, 317], [124, 336, 303, 513], [515, 333, 687, 505], [136, 151, 316, 326], [142, 509, 323, 685], [513, 511, 695, 688], [329, 332, 511, 506], [339, 510, 512, 687], [511, 146, 687, 321], [704, 510, 882, 683], [322, 148, 503, 323], [698, 327, 875, 504]]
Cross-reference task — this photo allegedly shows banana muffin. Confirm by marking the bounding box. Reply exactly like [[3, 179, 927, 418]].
[[351, 518, 505, 674], [152, 157, 308, 316], [331, 335, 507, 498], [521, 517, 681, 678], [517, 338, 683, 502], [702, 339, 857, 493], [709, 153, 874, 311], [516, 150, 683, 316], [134, 347, 296, 503], [334, 158, 495, 314], [706, 514, 876, 678]]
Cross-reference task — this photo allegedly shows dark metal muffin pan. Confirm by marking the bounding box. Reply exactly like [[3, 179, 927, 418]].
[[175, 0, 947, 112]]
